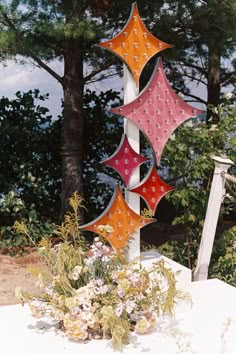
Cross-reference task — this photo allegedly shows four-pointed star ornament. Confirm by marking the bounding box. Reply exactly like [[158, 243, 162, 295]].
[[130, 164, 174, 216], [111, 58, 205, 164], [101, 134, 149, 187], [97, 2, 172, 86], [80, 185, 155, 252]]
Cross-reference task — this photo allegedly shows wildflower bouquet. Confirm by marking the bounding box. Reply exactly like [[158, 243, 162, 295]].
[[15, 193, 181, 349]]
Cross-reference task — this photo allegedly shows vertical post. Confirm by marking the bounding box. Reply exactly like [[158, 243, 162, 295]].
[[193, 156, 233, 281], [123, 64, 140, 261]]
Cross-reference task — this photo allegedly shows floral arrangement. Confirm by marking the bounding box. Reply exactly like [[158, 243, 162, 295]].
[[15, 193, 184, 349]]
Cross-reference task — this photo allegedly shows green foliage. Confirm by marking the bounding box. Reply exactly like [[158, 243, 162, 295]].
[[0, 208, 54, 255], [158, 226, 236, 286], [1, 1, 235, 105], [0, 0, 235, 219], [0, 89, 61, 253], [64, 18, 97, 40], [100, 305, 130, 348], [0, 89, 61, 220], [209, 226, 236, 286], [0, 1, 235, 288], [0, 88, 126, 252], [162, 103, 236, 226], [158, 239, 199, 270], [82, 88, 123, 220], [157, 102, 236, 280]]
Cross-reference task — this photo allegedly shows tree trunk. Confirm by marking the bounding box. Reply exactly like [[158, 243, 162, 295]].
[[60, 39, 85, 218], [207, 2, 221, 124], [207, 48, 221, 123]]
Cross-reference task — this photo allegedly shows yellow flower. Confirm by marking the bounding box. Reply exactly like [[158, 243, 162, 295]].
[[64, 314, 88, 341], [35, 273, 44, 288], [15, 287, 23, 300], [135, 317, 149, 334], [58, 295, 66, 306], [29, 300, 46, 319], [118, 278, 131, 291], [135, 313, 156, 334], [65, 297, 75, 309]]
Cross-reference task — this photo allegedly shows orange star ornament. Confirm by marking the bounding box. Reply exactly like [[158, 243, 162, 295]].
[[97, 2, 172, 86], [80, 185, 155, 251]]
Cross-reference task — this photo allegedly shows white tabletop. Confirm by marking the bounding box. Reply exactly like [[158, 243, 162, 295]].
[[0, 279, 235, 354]]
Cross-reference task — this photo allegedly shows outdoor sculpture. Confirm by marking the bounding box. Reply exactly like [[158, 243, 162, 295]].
[[82, 2, 204, 258]]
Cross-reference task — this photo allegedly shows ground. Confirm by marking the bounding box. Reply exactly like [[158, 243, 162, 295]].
[[0, 222, 180, 307], [0, 219, 234, 307], [0, 250, 46, 306]]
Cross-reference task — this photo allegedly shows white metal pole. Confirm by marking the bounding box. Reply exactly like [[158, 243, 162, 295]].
[[193, 156, 233, 281], [123, 64, 140, 261]]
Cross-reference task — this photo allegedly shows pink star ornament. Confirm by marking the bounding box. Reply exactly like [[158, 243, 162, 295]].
[[130, 164, 174, 216], [101, 134, 149, 187], [111, 58, 204, 164]]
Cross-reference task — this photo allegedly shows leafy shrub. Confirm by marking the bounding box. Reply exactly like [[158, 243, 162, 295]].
[[158, 102, 236, 273], [209, 227, 236, 286], [0, 207, 54, 255], [0, 89, 61, 221]]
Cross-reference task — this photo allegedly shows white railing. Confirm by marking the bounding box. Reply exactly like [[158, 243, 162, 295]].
[[194, 156, 234, 281]]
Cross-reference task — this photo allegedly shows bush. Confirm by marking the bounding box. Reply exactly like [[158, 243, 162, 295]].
[[158, 102, 236, 272]]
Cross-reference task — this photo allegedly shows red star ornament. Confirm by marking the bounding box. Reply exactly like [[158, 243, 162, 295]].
[[97, 2, 172, 86], [101, 134, 149, 187], [111, 58, 204, 164], [130, 164, 174, 216], [80, 185, 155, 252]]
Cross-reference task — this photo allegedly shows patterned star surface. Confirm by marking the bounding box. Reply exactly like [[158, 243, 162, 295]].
[[97, 2, 172, 86], [111, 58, 204, 164], [130, 164, 174, 216], [80, 185, 155, 252], [101, 134, 149, 187]]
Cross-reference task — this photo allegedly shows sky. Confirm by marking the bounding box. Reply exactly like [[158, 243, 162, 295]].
[[0, 58, 124, 119], [0, 59, 64, 118], [0, 57, 206, 119]]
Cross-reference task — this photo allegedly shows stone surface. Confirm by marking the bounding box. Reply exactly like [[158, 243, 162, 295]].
[[0, 279, 235, 354]]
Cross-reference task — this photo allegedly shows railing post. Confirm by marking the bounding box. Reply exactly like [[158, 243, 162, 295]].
[[193, 156, 233, 281]]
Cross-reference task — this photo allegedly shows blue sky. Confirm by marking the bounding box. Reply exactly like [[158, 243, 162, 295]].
[[0, 59, 63, 118], [0, 58, 124, 119], [0, 58, 206, 119]]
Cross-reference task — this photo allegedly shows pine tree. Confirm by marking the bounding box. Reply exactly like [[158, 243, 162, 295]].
[[0, 0, 235, 217]]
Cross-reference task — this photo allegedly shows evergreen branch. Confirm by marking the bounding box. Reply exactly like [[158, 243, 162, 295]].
[[83, 60, 118, 84], [177, 70, 207, 86], [51, 0, 61, 22], [86, 70, 118, 85], [179, 61, 207, 77], [0, 9, 62, 84], [221, 70, 236, 86], [28, 53, 63, 84], [172, 86, 207, 105]]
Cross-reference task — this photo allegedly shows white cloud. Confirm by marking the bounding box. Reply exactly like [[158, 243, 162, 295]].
[[0, 59, 124, 118], [0, 59, 63, 117]]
